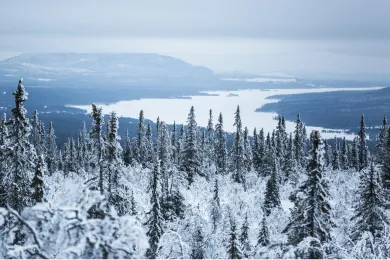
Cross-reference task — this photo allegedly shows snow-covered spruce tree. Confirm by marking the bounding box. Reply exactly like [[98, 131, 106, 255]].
[[90, 103, 105, 194], [130, 190, 138, 216], [332, 137, 340, 171], [240, 212, 252, 258], [257, 214, 270, 247], [158, 121, 173, 220], [376, 116, 388, 164], [31, 110, 39, 148], [155, 116, 161, 155], [230, 106, 246, 186], [0, 113, 9, 207], [275, 115, 287, 161], [283, 130, 332, 259], [145, 122, 154, 165], [123, 129, 132, 166], [79, 120, 91, 172], [263, 132, 275, 177], [358, 114, 369, 171], [350, 161, 388, 256], [257, 128, 266, 174], [177, 123, 184, 153], [340, 137, 349, 170], [226, 216, 242, 259], [36, 120, 46, 156], [31, 154, 45, 204], [350, 137, 359, 171], [160, 124, 185, 221], [106, 112, 126, 215], [294, 113, 305, 167], [46, 121, 57, 175], [243, 126, 253, 172], [252, 128, 261, 173], [324, 139, 331, 168], [146, 160, 164, 259], [205, 109, 215, 167], [5, 79, 37, 213], [171, 121, 178, 164], [181, 106, 200, 185], [215, 112, 228, 175], [263, 160, 281, 216], [283, 133, 297, 183], [200, 129, 206, 166], [191, 226, 205, 259], [135, 110, 147, 166], [382, 128, 390, 193], [211, 177, 222, 231]]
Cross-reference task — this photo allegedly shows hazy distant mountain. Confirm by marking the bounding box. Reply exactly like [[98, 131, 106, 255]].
[[0, 53, 215, 81]]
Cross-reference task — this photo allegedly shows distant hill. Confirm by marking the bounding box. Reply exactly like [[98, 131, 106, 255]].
[[0, 53, 215, 83], [257, 87, 390, 129]]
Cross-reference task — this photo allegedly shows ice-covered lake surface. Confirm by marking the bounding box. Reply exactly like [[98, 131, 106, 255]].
[[71, 87, 383, 140]]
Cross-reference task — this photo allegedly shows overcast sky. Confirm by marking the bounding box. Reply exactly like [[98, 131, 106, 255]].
[[1, 0, 390, 76]]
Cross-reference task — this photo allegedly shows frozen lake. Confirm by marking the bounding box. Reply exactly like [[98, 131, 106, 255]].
[[71, 87, 383, 140]]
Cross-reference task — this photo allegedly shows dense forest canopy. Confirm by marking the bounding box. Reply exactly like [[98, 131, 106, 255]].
[[0, 79, 389, 258]]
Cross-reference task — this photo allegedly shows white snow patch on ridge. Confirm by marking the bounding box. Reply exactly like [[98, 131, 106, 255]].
[[221, 77, 297, 83]]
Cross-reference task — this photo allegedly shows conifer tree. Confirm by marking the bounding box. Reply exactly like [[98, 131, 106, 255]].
[[191, 226, 205, 259], [227, 217, 242, 259], [211, 178, 222, 231], [376, 116, 388, 164], [36, 120, 46, 156], [324, 139, 331, 167], [275, 115, 287, 160], [283, 131, 332, 259], [340, 137, 349, 170], [332, 137, 340, 171], [252, 128, 261, 173], [181, 106, 200, 185], [46, 122, 57, 175], [257, 214, 270, 247], [79, 120, 91, 172], [0, 113, 8, 207], [145, 122, 154, 165], [263, 161, 281, 216], [263, 132, 274, 177], [230, 106, 246, 186], [258, 128, 266, 173], [90, 103, 105, 194], [358, 114, 369, 171], [382, 128, 390, 192], [146, 160, 164, 259], [243, 126, 253, 172], [130, 190, 138, 216], [205, 109, 215, 166], [31, 154, 45, 204], [106, 112, 122, 195], [351, 161, 388, 244], [171, 121, 178, 164], [135, 110, 147, 166], [294, 113, 305, 167], [6, 79, 37, 213], [58, 149, 64, 172], [31, 110, 39, 148], [215, 113, 228, 174], [123, 129, 132, 166], [283, 133, 296, 183], [240, 212, 251, 258], [351, 137, 359, 171]]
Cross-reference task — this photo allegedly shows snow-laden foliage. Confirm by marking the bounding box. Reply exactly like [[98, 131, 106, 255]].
[[2, 79, 390, 259]]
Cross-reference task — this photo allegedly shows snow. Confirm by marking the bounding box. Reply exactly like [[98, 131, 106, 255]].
[[221, 77, 297, 83], [69, 87, 383, 140]]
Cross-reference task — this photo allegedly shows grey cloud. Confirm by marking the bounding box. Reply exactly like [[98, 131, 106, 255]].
[[0, 0, 390, 39]]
